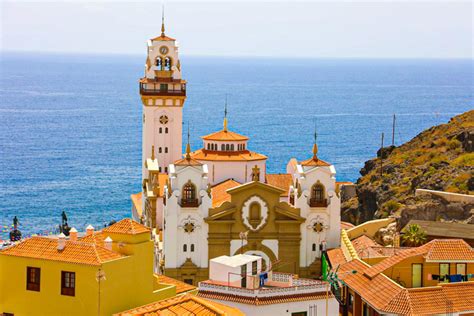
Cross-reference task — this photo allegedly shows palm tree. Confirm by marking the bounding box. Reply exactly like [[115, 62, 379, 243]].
[[402, 224, 427, 246]]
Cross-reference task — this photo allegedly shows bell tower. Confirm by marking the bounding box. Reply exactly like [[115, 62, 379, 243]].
[[140, 13, 186, 178]]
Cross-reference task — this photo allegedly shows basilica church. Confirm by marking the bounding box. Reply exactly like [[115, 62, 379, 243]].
[[131, 20, 344, 284]]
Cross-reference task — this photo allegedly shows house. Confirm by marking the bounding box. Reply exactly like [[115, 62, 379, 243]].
[[197, 254, 339, 316], [0, 219, 193, 316]]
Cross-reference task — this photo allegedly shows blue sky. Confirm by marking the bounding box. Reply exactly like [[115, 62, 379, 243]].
[[1, 1, 472, 58]]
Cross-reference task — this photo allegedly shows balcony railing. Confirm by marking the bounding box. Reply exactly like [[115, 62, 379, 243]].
[[198, 276, 327, 298], [309, 198, 328, 207], [140, 87, 186, 96], [180, 199, 199, 208]]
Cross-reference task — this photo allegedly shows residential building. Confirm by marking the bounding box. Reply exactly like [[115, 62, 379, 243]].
[[197, 254, 339, 316], [0, 219, 192, 316]]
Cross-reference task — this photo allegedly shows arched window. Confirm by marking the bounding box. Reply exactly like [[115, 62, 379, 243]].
[[183, 244, 187, 252], [165, 127, 168, 133], [159, 147, 162, 153], [226, 144, 230, 151], [312, 243, 316, 251], [249, 202, 261, 221], [165, 147, 168, 153], [230, 144, 234, 151], [243, 144, 246, 150], [156, 57, 162, 68], [164, 57, 172, 71], [221, 144, 225, 151], [159, 127, 162, 134], [310, 183, 326, 207], [191, 244, 195, 252], [164, 167, 168, 173], [159, 167, 162, 172], [207, 144, 210, 150], [182, 181, 197, 207]]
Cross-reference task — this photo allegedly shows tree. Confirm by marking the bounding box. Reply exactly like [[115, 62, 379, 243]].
[[402, 224, 427, 247]]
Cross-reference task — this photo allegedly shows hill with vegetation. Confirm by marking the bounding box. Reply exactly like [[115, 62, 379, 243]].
[[342, 110, 473, 227]]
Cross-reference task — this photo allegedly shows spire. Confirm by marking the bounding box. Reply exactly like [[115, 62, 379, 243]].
[[185, 122, 191, 160], [223, 95, 228, 132], [312, 120, 318, 160], [151, 145, 156, 160], [161, 5, 166, 36]]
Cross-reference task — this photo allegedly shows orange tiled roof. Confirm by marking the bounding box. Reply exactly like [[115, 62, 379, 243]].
[[326, 248, 347, 268], [0, 236, 123, 266], [174, 156, 203, 167], [351, 235, 383, 258], [151, 34, 176, 41], [340, 258, 474, 315], [202, 129, 248, 141], [131, 192, 143, 216], [103, 218, 151, 235], [115, 293, 244, 316], [211, 179, 241, 208], [300, 157, 331, 167], [198, 290, 333, 306], [190, 149, 267, 162], [156, 274, 196, 294], [80, 231, 106, 244], [265, 174, 292, 197], [365, 239, 474, 278], [340, 221, 355, 230]]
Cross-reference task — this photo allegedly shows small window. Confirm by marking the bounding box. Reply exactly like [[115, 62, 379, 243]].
[[165, 127, 168, 134], [165, 147, 168, 153], [207, 144, 210, 150], [164, 167, 168, 173], [312, 243, 316, 251], [412, 264, 423, 287], [26, 267, 40, 292], [159, 147, 162, 153], [184, 279, 193, 285], [159, 127, 162, 133], [191, 244, 195, 252], [230, 144, 234, 151], [159, 167, 162, 172], [291, 313, 307, 316], [440, 263, 450, 283], [226, 144, 230, 151], [61, 271, 76, 296], [252, 261, 258, 275], [160, 83, 168, 92], [221, 144, 225, 151], [456, 263, 466, 275], [183, 244, 187, 252]]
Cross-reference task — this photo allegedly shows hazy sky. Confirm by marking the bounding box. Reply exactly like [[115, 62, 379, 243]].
[[1, 1, 472, 58]]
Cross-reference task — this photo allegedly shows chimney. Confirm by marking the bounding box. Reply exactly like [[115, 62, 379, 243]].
[[104, 236, 113, 251], [69, 227, 78, 242], [58, 233, 66, 250], [86, 225, 94, 236]]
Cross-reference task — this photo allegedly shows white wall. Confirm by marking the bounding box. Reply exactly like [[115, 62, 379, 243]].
[[204, 159, 266, 185]]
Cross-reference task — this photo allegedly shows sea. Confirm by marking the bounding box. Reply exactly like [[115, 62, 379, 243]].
[[1, 52, 472, 238]]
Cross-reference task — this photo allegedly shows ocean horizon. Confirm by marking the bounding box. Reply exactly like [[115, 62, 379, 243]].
[[1, 52, 472, 237]]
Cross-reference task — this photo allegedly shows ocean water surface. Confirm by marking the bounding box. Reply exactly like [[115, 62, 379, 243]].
[[0, 53, 472, 236]]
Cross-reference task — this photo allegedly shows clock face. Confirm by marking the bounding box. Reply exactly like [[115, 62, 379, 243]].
[[159, 46, 168, 55]]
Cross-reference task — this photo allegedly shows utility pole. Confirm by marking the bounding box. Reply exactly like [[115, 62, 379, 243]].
[[380, 132, 384, 179], [392, 114, 396, 146]]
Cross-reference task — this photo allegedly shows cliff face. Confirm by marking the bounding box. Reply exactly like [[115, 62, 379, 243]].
[[342, 110, 474, 226]]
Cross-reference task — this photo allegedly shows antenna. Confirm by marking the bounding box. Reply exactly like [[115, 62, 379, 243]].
[[380, 132, 384, 179], [392, 114, 396, 146], [161, 4, 165, 36]]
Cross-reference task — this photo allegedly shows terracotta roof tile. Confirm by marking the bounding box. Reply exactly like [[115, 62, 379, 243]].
[[174, 156, 203, 167], [80, 231, 106, 244], [115, 293, 244, 316], [202, 129, 248, 141], [340, 221, 355, 230], [326, 248, 347, 268], [103, 218, 151, 235], [351, 235, 384, 258], [211, 179, 241, 208], [265, 174, 292, 197], [0, 236, 123, 266], [198, 291, 333, 306], [151, 34, 176, 41], [190, 149, 267, 162], [156, 274, 196, 294], [425, 239, 474, 261], [300, 157, 331, 167]]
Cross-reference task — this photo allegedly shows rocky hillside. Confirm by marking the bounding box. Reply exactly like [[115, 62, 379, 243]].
[[342, 110, 474, 227]]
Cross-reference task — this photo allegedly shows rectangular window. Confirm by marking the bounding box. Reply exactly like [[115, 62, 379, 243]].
[[61, 271, 76, 296], [291, 313, 307, 316], [412, 263, 422, 287], [252, 261, 258, 275], [184, 279, 193, 285], [241, 264, 247, 288], [160, 84, 168, 92], [26, 267, 40, 292], [440, 263, 450, 283], [456, 263, 466, 275]]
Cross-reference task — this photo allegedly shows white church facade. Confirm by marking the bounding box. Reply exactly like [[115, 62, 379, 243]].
[[131, 19, 344, 284]]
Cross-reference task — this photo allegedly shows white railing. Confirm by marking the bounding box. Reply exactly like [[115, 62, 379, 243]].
[[198, 279, 327, 298]]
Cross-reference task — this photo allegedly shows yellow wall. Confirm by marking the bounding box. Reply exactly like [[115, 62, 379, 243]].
[[0, 232, 178, 316], [381, 255, 474, 288]]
